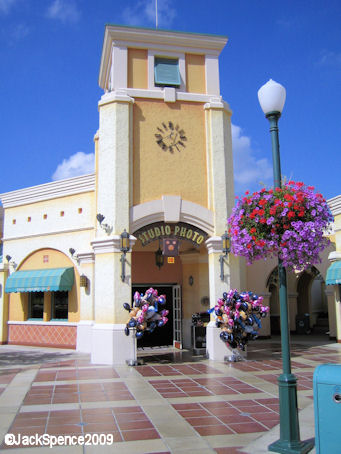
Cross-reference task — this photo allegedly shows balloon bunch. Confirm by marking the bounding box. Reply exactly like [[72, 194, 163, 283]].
[[123, 288, 169, 339], [210, 289, 269, 350]]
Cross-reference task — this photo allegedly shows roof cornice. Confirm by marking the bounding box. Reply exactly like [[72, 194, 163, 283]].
[[328, 195, 341, 217], [0, 174, 95, 208]]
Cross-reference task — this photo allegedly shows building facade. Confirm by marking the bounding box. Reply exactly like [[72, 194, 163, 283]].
[[0, 25, 339, 364]]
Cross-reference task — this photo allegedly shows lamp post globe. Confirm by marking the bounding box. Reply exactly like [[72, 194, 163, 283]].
[[258, 80, 314, 454], [258, 79, 286, 116]]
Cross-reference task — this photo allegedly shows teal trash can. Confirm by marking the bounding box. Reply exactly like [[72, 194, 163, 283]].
[[313, 364, 341, 454]]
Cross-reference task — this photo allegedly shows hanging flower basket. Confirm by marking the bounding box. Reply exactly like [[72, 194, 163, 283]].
[[227, 181, 333, 270]]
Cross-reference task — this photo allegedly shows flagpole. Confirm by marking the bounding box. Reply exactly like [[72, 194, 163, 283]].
[[155, 0, 158, 28]]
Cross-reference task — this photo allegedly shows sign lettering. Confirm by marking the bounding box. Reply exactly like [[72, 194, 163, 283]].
[[134, 222, 207, 247]]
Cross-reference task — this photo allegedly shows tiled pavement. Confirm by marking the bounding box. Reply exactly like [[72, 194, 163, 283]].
[[0, 338, 340, 453]]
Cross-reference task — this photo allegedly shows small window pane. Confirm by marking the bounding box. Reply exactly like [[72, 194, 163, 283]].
[[29, 292, 44, 319], [154, 57, 180, 87], [53, 291, 68, 320]]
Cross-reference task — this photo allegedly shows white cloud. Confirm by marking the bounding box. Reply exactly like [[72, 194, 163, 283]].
[[232, 124, 273, 195], [11, 23, 30, 41], [0, 0, 17, 14], [46, 0, 80, 24], [121, 0, 176, 28], [52, 152, 94, 181], [317, 49, 341, 68]]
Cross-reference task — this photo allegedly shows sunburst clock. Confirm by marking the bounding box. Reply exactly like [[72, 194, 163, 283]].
[[155, 121, 187, 153]]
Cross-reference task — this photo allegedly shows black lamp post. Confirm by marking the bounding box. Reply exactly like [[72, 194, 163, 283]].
[[258, 79, 314, 454], [120, 229, 130, 282], [219, 231, 230, 281]]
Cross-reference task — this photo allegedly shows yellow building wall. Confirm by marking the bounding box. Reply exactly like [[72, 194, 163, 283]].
[[335, 213, 341, 252], [133, 99, 207, 207], [185, 54, 206, 94], [128, 48, 148, 89], [9, 248, 80, 322]]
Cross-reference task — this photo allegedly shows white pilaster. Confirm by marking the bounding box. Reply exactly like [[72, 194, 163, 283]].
[[91, 324, 136, 365], [76, 251, 95, 353], [205, 236, 233, 360]]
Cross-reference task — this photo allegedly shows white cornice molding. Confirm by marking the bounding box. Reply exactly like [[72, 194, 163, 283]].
[[76, 252, 95, 264], [328, 195, 341, 217], [328, 251, 341, 262], [98, 90, 134, 107], [0, 174, 95, 208], [2, 226, 95, 242], [99, 25, 228, 89], [91, 235, 137, 254], [205, 236, 224, 254]]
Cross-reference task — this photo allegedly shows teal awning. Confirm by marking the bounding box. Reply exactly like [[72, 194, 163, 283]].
[[326, 261, 341, 285], [5, 267, 74, 293]]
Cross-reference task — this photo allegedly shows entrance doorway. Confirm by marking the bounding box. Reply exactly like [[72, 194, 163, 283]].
[[132, 285, 181, 348]]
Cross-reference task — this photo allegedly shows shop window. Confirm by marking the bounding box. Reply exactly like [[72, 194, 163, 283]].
[[154, 57, 180, 87], [52, 291, 68, 320], [29, 292, 44, 319]]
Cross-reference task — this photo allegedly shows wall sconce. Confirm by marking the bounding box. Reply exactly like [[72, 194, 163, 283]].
[[96, 213, 113, 235], [155, 242, 164, 270], [80, 274, 88, 288], [189, 275, 194, 286], [69, 248, 76, 258], [5, 255, 11, 262], [120, 229, 131, 282], [219, 231, 230, 281]]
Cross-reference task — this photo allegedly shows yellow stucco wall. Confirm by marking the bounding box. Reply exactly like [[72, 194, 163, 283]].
[[185, 54, 206, 94], [133, 99, 207, 207], [334, 213, 341, 252], [9, 248, 80, 322], [128, 48, 148, 89]]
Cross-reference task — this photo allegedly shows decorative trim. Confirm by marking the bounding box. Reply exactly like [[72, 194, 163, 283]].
[[204, 97, 232, 114], [328, 195, 341, 216], [118, 88, 232, 106], [7, 321, 78, 326], [130, 197, 214, 234], [76, 252, 95, 264], [98, 90, 134, 107], [205, 236, 224, 254], [0, 174, 95, 208], [91, 236, 137, 254], [328, 251, 341, 262], [2, 226, 94, 242]]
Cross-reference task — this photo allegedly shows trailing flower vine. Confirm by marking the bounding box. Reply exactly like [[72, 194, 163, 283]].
[[227, 181, 333, 270]]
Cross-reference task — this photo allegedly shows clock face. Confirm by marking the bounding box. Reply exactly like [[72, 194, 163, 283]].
[[155, 121, 187, 153]]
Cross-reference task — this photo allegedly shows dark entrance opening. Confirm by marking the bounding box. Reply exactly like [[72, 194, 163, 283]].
[[132, 285, 174, 348]]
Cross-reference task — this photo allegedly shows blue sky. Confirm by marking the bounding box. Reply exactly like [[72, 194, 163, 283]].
[[0, 0, 340, 200]]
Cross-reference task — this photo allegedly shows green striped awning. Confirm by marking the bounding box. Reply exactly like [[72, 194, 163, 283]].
[[326, 261, 341, 285], [5, 267, 74, 293]]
